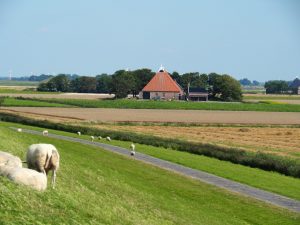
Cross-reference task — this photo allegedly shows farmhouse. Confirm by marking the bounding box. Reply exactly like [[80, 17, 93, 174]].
[[140, 66, 184, 100]]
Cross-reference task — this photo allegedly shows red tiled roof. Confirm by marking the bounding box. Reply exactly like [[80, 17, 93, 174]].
[[142, 71, 183, 92]]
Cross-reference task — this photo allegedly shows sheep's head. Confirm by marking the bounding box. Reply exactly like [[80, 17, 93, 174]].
[[45, 150, 60, 174]]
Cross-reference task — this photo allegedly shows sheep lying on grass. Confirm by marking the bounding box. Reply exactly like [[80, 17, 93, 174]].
[[0, 151, 22, 168], [17, 128, 22, 132], [106, 136, 111, 142], [0, 151, 47, 191], [98, 136, 102, 140], [77, 131, 81, 136], [130, 143, 135, 156], [42, 130, 48, 136], [0, 166, 47, 191], [27, 144, 60, 189], [90, 136, 95, 142]]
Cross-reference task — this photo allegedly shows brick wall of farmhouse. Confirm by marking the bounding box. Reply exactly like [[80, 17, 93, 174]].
[[150, 92, 181, 100]]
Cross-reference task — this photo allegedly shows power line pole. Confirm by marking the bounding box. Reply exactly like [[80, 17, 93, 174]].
[[8, 70, 12, 80]]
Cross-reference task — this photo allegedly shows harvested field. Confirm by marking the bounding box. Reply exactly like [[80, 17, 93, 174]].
[[0, 93, 114, 99], [2, 107, 300, 125], [88, 124, 300, 159]]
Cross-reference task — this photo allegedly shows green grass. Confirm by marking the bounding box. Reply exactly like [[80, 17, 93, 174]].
[[0, 88, 55, 94], [0, 123, 299, 224], [0, 80, 39, 86], [244, 95, 300, 100], [18, 98, 300, 112], [2, 121, 300, 202], [2, 97, 73, 107]]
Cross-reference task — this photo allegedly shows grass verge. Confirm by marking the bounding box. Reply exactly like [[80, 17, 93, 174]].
[[0, 112, 299, 179], [1, 125, 300, 224], [1, 97, 74, 107]]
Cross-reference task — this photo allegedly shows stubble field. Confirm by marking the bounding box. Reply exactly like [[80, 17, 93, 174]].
[[88, 124, 300, 159]]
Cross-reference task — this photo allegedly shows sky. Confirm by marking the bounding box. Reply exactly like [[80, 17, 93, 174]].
[[0, 0, 299, 81]]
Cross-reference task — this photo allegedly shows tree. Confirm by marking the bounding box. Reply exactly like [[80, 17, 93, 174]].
[[199, 73, 209, 88], [239, 78, 252, 86], [180, 72, 207, 93], [37, 74, 70, 92], [264, 80, 288, 94], [96, 74, 113, 93], [131, 69, 155, 97], [70, 76, 97, 93], [218, 75, 242, 101], [252, 80, 260, 86], [289, 78, 300, 94], [208, 73, 222, 97], [111, 70, 135, 98], [37, 83, 49, 92], [209, 73, 242, 101], [171, 71, 181, 84]]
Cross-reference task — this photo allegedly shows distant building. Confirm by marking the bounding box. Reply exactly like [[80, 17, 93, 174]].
[[188, 87, 208, 101], [140, 66, 184, 100]]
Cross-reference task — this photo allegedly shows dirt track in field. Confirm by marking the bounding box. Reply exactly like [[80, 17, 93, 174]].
[[2, 107, 300, 125]]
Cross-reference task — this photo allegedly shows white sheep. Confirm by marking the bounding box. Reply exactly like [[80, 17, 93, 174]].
[[0, 166, 47, 191], [26, 144, 60, 189], [106, 136, 111, 142], [42, 130, 48, 136], [130, 143, 136, 156], [0, 151, 22, 168], [17, 128, 22, 132], [77, 131, 81, 136], [98, 136, 102, 140], [90, 136, 95, 142]]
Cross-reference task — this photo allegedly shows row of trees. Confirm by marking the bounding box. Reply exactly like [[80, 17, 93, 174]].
[[37, 69, 242, 101], [239, 78, 260, 86], [264, 78, 300, 94]]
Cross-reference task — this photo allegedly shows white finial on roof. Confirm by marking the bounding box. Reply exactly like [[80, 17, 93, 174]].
[[158, 65, 165, 72]]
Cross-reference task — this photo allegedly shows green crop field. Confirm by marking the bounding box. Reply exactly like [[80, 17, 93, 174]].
[[1, 97, 72, 107], [15, 98, 300, 112], [244, 95, 300, 100], [0, 88, 50, 94], [0, 80, 39, 86], [0, 122, 299, 224]]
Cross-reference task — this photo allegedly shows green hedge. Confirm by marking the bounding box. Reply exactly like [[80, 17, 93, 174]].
[[1, 112, 300, 178]]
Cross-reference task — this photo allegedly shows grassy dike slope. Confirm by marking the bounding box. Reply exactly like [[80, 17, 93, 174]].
[[0, 126, 299, 224]]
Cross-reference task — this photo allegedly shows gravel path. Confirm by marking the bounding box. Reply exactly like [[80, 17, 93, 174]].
[[13, 127, 300, 213]]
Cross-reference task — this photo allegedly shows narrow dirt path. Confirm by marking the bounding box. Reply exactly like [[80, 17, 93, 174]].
[[12, 127, 300, 213]]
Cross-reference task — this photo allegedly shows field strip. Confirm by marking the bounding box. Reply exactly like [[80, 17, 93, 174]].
[[2, 108, 85, 121], [4, 107, 300, 124], [10, 127, 300, 212], [0, 93, 114, 99]]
